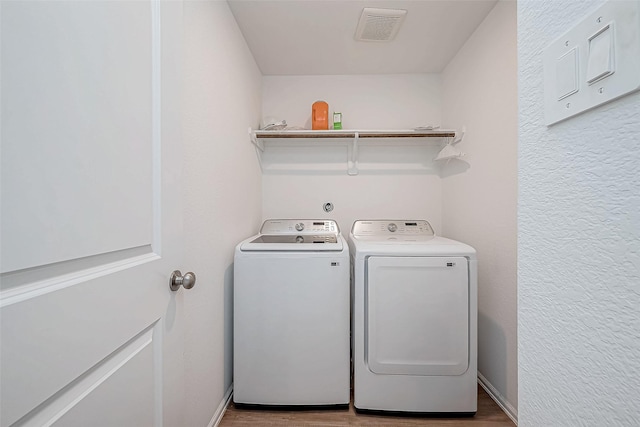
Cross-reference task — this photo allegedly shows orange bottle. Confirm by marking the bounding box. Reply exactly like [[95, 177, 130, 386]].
[[312, 101, 329, 130]]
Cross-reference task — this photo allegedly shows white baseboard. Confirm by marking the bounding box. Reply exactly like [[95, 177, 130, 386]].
[[477, 373, 518, 425], [208, 383, 233, 427]]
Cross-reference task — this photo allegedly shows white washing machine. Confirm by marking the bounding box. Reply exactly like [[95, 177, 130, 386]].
[[233, 219, 350, 407], [349, 220, 477, 415]]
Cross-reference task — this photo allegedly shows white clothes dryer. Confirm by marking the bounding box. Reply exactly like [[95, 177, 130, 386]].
[[234, 219, 350, 407], [349, 220, 477, 415]]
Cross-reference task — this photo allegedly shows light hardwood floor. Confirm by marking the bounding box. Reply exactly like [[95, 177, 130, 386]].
[[220, 385, 515, 426]]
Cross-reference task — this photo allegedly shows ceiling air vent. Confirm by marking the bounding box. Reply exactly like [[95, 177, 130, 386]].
[[355, 8, 407, 42]]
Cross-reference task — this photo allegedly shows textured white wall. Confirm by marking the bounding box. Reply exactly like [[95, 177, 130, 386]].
[[519, 1, 640, 425], [441, 1, 518, 420], [182, 2, 262, 426], [261, 75, 443, 235]]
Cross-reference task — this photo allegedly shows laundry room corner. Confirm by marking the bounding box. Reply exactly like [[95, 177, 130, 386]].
[[181, 2, 262, 426]]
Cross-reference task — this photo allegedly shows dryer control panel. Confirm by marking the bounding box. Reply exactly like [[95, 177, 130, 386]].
[[351, 220, 434, 237], [260, 219, 339, 235]]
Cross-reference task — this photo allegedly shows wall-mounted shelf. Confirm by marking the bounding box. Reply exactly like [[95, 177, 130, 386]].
[[249, 128, 462, 175]]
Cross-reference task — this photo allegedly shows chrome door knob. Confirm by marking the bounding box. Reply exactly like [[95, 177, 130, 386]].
[[170, 270, 196, 291]]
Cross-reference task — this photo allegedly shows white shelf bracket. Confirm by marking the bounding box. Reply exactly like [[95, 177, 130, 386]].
[[347, 132, 359, 175], [249, 127, 264, 151], [451, 125, 466, 145], [434, 125, 466, 162]]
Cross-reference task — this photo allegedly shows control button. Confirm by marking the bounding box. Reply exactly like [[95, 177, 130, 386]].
[[587, 24, 614, 85], [388, 223, 397, 232], [556, 48, 579, 100], [295, 223, 305, 231]]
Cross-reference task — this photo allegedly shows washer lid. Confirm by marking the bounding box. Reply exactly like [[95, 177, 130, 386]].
[[240, 235, 344, 252], [351, 220, 434, 241], [241, 219, 344, 251]]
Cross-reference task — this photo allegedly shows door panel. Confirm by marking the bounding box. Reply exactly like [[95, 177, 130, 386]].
[[1, 273, 165, 426], [14, 326, 158, 427], [1, 0, 153, 273], [53, 338, 156, 427], [366, 256, 469, 376], [0, 1, 184, 426]]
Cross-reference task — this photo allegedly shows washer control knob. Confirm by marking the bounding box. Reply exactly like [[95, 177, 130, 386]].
[[295, 222, 305, 231], [388, 223, 398, 232]]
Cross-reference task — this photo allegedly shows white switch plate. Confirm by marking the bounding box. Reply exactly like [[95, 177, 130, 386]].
[[544, 0, 640, 126]]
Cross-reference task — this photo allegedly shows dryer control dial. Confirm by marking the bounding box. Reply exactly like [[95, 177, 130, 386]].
[[387, 223, 398, 232], [295, 222, 305, 231]]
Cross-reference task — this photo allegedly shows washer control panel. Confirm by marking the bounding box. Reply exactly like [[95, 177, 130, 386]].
[[351, 220, 434, 237], [260, 219, 339, 235]]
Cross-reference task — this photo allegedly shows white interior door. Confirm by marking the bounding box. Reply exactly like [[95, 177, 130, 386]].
[[1, 1, 186, 426]]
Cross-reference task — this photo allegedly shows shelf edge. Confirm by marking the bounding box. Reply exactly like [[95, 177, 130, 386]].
[[253, 129, 456, 139]]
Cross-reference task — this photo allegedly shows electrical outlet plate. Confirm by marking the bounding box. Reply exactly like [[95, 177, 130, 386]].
[[543, 0, 640, 126]]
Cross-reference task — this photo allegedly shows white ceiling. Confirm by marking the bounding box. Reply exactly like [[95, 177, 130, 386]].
[[227, 0, 499, 76]]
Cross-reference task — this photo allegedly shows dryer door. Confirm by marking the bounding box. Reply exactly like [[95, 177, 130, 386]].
[[366, 256, 469, 376]]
